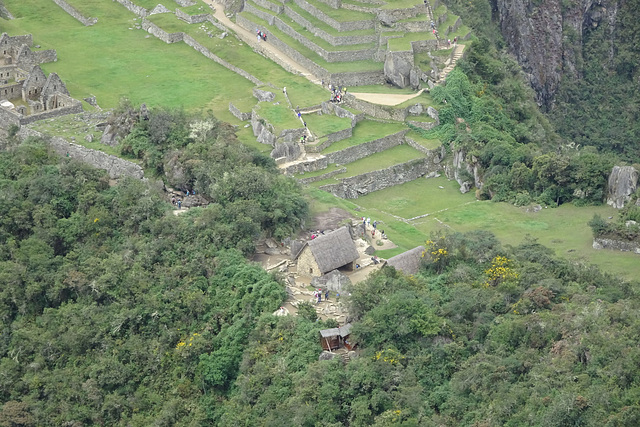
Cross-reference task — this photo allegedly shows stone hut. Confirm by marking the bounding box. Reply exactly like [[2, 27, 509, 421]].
[[295, 227, 359, 277], [0, 32, 81, 128], [385, 245, 426, 275]]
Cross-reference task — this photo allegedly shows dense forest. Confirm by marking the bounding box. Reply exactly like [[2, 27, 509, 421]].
[[2, 141, 640, 425]]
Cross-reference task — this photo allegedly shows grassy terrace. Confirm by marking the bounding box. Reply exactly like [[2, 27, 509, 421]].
[[239, 12, 383, 73], [146, 12, 328, 106], [388, 31, 435, 51], [255, 98, 302, 134], [304, 113, 353, 138], [285, 2, 376, 36], [302, 0, 376, 22], [179, 3, 211, 15], [294, 163, 341, 179], [341, 0, 380, 8], [380, 0, 423, 9], [405, 130, 440, 150], [322, 120, 407, 153], [247, 0, 376, 51], [313, 144, 424, 183]]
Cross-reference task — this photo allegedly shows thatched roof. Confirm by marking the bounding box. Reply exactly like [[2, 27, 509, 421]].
[[386, 246, 425, 275], [320, 323, 352, 338], [302, 227, 359, 274]]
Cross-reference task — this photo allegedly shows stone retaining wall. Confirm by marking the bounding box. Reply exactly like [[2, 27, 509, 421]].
[[320, 157, 434, 198], [299, 166, 346, 184], [324, 126, 352, 144], [114, 0, 149, 17], [0, 100, 83, 127], [15, 128, 144, 179], [377, 5, 422, 23], [175, 0, 197, 6], [52, 0, 98, 26], [593, 238, 640, 254], [406, 120, 436, 131], [293, 0, 374, 31], [253, 0, 284, 13], [229, 102, 252, 121], [284, 156, 330, 175], [405, 137, 441, 155], [314, 0, 341, 9], [175, 9, 210, 23], [283, 5, 377, 46], [142, 19, 184, 43], [324, 129, 407, 164]]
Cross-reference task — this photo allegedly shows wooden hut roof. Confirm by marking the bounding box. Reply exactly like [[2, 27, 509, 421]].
[[320, 323, 352, 338], [386, 246, 426, 275], [303, 227, 359, 274]]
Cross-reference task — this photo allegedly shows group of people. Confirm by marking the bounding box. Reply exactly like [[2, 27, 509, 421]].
[[314, 289, 338, 304], [256, 28, 267, 42], [362, 217, 386, 239], [171, 189, 196, 209], [310, 229, 324, 239], [328, 83, 346, 103]]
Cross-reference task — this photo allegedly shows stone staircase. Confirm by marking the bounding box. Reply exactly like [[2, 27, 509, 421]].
[[437, 43, 465, 83]]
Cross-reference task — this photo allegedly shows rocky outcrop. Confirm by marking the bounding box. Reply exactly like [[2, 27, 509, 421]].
[[444, 146, 483, 194], [311, 269, 352, 293], [384, 51, 420, 89], [271, 141, 301, 162], [593, 238, 640, 254], [606, 166, 638, 209], [494, 0, 619, 108], [253, 88, 276, 102]]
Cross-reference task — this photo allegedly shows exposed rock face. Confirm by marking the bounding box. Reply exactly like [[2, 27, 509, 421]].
[[270, 141, 301, 162], [311, 269, 352, 293], [593, 238, 640, 254], [606, 166, 638, 209], [253, 88, 275, 102], [494, 0, 619, 108], [384, 51, 420, 89]]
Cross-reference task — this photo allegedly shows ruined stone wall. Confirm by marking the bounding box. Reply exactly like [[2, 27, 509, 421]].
[[298, 166, 346, 184], [593, 238, 640, 254], [51, 0, 98, 26], [0, 106, 21, 127], [320, 157, 434, 198], [329, 69, 385, 86], [15, 128, 144, 179], [18, 100, 83, 125], [205, 15, 227, 32], [34, 50, 58, 64], [283, 6, 377, 46], [315, 0, 341, 9], [377, 5, 422, 23], [229, 102, 252, 121], [0, 82, 22, 99], [142, 19, 184, 42], [175, 0, 197, 6], [114, 0, 149, 17], [406, 120, 436, 131], [0, 33, 32, 51], [292, 0, 374, 31], [284, 156, 330, 175], [175, 9, 210, 24], [324, 130, 407, 164]]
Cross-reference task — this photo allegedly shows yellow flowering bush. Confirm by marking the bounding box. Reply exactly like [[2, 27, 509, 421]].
[[374, 349, 405, 366], [422, 237, 450, 273], [482, 255, 519, 288]]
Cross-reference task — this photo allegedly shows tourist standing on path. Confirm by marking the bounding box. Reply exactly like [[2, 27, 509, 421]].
[[177, 200, 182, 209], [325, 290, 329, 301]]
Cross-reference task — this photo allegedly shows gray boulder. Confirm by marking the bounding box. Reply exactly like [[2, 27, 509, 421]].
[[253, 88, 275, 102], [606, 166, 639, 209], [384, 52, 413, 88], [319, 351, 336, 361], [271, 141, 301, 162], [311, 269, 352, 293]]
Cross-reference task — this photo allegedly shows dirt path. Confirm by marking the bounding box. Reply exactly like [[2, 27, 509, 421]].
[[203, 0, 321, 84]]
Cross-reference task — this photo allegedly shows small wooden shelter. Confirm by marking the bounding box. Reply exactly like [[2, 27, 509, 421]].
[[385, 245, 426, 275], [319, 323, 353, 351], [295, 227, 359, 277]]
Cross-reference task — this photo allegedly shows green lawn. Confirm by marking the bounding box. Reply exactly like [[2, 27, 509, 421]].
[[405, 130, 440, 150], [322, 120, 407, 154], [351, 176, 640, 281], [388, 31, 435, 51], [256, 100, 302, 134], [304, 113, 352, 138]]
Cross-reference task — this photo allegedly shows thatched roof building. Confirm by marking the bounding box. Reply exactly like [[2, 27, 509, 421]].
[[386, 246, 425, 275], [295, 227, 359, 277]]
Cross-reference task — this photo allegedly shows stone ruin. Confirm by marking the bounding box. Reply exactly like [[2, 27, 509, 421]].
[[0, 33, 82, 129]]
